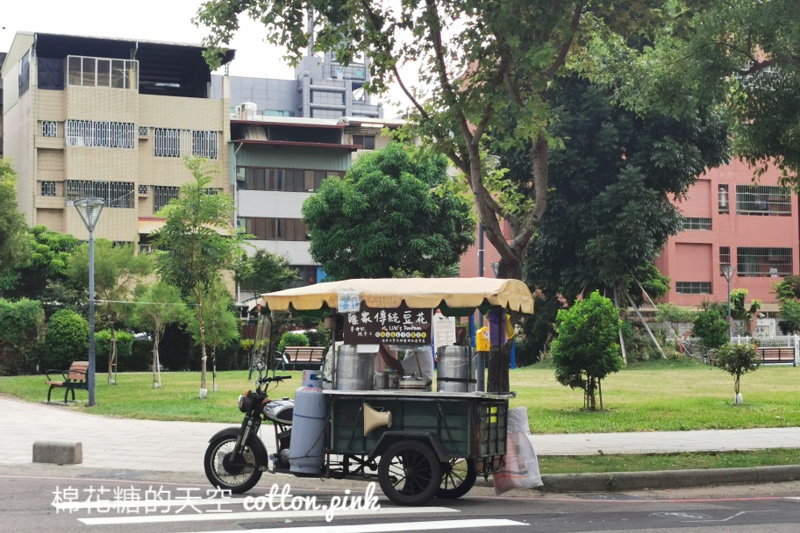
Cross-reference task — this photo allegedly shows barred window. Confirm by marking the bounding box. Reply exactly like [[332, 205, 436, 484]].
[[718, 184, 729, 214], [720, 246, 731, 267], [154, 129, 219, 159], [153, 186, 180, 213], [66, 56, 138, 89], [65, 120, 135, 148], [41, 181, 57, 197], [736, 185, 791, 216], [676, 282, 712, 294], [737, 247, 792, 277], [239, 166, 344, 192], [683, 217, 712, 230], [240, 217, 308, 241], [65, 180, 134, 208], [41, 121, 58, 138]]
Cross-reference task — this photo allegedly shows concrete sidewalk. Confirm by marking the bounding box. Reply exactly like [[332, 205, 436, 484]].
[[3, 396, 800, 475]]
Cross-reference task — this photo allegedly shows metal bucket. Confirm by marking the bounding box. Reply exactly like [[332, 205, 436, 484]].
[[334, 345, 375, 390], [437, 345, 475, 392], [397, 374, 427, 391]]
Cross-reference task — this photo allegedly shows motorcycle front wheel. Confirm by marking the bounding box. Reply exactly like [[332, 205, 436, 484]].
[[204, 435, 263, 493]]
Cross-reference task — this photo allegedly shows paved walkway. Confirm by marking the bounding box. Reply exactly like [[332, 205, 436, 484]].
[[2, 396, 800, 473]]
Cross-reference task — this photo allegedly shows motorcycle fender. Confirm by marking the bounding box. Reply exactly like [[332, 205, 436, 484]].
[[209, 427, 270, 469]]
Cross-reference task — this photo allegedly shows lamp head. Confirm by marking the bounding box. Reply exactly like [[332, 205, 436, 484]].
[[74, 197, 105, 232]]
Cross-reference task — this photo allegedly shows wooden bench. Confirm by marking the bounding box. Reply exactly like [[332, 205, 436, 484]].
[[274, 346, 326, 370], [45, 361, 89, 403], [759, 347, 797, 366]]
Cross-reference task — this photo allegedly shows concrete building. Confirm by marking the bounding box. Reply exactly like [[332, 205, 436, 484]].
[[214, 52, 393, 296], [656, 160, 799, 316], [1, 32, 234, 245]]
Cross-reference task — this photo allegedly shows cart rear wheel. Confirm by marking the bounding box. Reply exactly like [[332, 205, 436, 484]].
[[378, 440, 442, 506], [437, 458, 477, 499]]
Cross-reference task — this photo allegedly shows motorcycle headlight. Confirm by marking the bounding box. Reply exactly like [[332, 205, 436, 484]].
[[238, 390, 255, 413]]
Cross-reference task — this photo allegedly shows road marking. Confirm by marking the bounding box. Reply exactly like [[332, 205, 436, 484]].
[[77, 506, 458, 525], [180, 518, 529, 533]]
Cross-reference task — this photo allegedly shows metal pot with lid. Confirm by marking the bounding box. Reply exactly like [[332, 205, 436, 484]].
[[397, 373, 428, 391]]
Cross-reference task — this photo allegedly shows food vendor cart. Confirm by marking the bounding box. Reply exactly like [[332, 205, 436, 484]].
[[205, 277, 533, 506]]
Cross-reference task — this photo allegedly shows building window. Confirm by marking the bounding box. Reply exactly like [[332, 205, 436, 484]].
[[66, 180, 134, 208], [240, 217, 309, 241], [153, 186, 180, 213], [66, 56, 138, 89], [41, 121, 58, 138], [65, 120, 135, 148], [239, 167, 344, 192], [353, 135, 376, 150], [737, 247, 792, 277], [720, 246, 731, 268], [718, 184, 729, 214], [676, 282, 712, 294], [153, 129, 219, 159], [41, 181, 57, 197], [736, 185, 791, 215], [683, 217, 712, 230]]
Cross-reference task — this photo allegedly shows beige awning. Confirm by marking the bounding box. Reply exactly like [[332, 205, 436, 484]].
[[261, 277, 534, 314]]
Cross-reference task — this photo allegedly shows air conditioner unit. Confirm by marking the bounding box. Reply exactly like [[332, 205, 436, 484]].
[[138, 185, 149, 196], [138, 126, 149, 137]]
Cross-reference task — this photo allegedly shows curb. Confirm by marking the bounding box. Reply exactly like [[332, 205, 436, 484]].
[[540, 465, 800, 492]]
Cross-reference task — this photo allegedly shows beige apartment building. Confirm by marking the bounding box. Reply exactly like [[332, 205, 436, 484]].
[[1, 32, 234, 246]]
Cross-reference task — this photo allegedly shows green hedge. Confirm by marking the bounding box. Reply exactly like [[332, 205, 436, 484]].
[[43, 309, 89, 370], [0, 299, 45, 375]]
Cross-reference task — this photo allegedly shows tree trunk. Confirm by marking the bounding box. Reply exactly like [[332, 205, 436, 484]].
[[197, 299, 207, 393], [152, 328, 161, 389], [108, 322, 117, 385]]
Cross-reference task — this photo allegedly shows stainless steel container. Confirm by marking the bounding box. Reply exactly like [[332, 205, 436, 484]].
[[437, 345, 475, 392], [373, 371, 398, 390], [334, 345, 375, 390], [397, 374, 427, 391]]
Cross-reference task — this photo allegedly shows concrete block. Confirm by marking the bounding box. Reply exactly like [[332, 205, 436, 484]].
[[33, 440, 82, 465]]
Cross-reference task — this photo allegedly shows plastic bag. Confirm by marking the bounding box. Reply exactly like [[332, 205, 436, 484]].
[[493, 407, 543, 495]]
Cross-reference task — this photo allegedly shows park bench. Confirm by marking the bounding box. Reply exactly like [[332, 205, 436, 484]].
[[758, 347, 797, 366], [45, 361, 89, 403], [274, 346, 326, 370]]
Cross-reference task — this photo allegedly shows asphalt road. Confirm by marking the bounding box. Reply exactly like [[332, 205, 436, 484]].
[[2, 464, 800, 533]]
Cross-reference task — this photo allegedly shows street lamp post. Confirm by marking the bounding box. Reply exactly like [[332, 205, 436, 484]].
[[721, 264, 736, 342], [74, 197, 105, 407]]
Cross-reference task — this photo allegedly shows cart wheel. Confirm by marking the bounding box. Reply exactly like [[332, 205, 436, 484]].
[[378, 440, 442, 506], [437, 458, 478, 499]]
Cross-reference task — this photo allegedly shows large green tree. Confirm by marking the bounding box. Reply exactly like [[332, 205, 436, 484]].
[[0, 159, 30, 283], [0, 226, 80, 306], [195, 0, 675, 280], [152, 157, 246, 395], [523, 75, 727, 297], [606, 0, 800, 182], [68, 240, 152, 384], [302, 143, 474, 279]]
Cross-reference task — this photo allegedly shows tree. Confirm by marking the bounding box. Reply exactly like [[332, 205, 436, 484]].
[[152, 157, 246, 396], [693, 310, 729, 350], [235, 249, 298, 296], [774, 275, 800, 334], [609, 0, 800, 183], [301, 143, 474, 279], [185, 281, 240, 392], [522, 76, 728, 300], [713, 342, 761, 406], [0, 226, 79, 306], [68, 240, 152, 384], [44, 309, 89, 371], [195, 1, 672, 280], [0, 159, 30, 285], [128, 282, 188, 388], [550, 291, 623, 410]]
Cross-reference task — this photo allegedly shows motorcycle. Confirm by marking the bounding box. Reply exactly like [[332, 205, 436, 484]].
[[203, 365, 295, 493]]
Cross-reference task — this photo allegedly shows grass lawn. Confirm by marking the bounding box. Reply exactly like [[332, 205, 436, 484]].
[[2, 357, 799, 474]]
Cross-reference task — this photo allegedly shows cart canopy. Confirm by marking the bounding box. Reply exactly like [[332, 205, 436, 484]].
[[261, 277, 534, 316]]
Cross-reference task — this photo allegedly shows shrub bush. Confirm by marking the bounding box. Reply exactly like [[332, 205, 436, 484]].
[[0, 298, 45, 375], [95, 330, 135, 371], [277, 331, 310, 352], [693, 310, 730, 350], [43, 310, 89, 370]]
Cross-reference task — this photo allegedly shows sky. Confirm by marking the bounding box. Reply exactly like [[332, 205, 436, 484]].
[[1, 0, 401, 116]]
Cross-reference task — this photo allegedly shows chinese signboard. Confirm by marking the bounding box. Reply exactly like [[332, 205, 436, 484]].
[[343, 302, 432, 345]]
